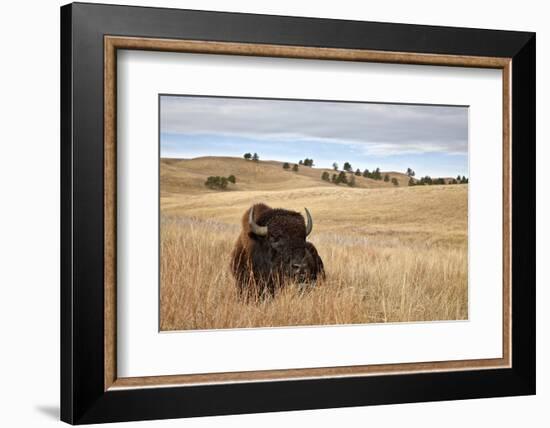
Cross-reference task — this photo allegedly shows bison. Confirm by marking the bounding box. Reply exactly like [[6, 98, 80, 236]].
[[230, 203, 324, 299]]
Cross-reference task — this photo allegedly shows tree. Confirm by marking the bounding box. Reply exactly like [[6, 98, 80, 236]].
[[252, 152, 259, 162], [337, 171, 348, 184], [460, 176, 469, 184], [332, 162, 339, 171], [355, 168, 361, 176], [205, 176, 228, 190], [383, 174, 390, 182], [243, 153, 252, 160], [408, 177, 416, 186], [303, 158, 314, 167], [373, 167, 382, 180], [456, 174, 461, 182], [283, 162, 290, 170], [298, 160, 304, 165], [391, 177, 399, 186], [343, 162, 352, 172], [331, 173, 338, 183], [321, 171, 330, 181], [204, 176, 219, 189], [205, 175, 235, 189], [450, 178, 458, 184], [292, 164, 299, 172], [419, 176, 433, 185], [362, 169, 370, 178], [406, 168, 416, 177]]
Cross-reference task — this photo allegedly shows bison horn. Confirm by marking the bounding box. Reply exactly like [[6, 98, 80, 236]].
[[249, 207, 268, 236], [304, 208, 313, 237]]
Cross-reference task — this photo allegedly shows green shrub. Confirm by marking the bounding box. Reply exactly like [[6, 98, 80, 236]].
[[205, 175, 235, 190]]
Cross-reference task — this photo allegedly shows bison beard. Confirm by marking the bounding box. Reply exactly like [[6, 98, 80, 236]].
[[230, 203, 325, 300]]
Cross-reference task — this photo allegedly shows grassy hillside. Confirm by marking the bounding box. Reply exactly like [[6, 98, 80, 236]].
[[160, 156, 411, 196], [159, 156, 468, 330]]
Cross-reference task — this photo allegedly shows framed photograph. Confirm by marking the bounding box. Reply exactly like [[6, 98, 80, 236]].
[[61, 2, 535, 424]]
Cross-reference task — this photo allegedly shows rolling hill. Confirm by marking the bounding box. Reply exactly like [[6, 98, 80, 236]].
[[160, 156, 412, 195]]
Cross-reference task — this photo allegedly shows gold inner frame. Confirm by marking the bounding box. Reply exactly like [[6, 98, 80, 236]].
[[104, 36, 512, 391]]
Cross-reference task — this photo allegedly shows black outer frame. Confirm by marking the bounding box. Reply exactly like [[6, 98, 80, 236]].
[[60, 2, 535, 424]]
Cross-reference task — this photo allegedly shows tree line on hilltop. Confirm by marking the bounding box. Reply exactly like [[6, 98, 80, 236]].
[[243, 152, 259, 161], [207, 152, 467, 191], [411, 175, 468, 186]]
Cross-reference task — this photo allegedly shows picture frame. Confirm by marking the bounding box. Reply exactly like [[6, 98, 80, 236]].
[[60, 2, 535, 424]]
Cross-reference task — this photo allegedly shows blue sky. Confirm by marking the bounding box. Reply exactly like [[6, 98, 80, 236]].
[[160, 95, 468, 178]]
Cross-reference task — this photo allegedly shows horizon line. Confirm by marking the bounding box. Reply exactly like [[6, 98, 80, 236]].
[[160, 154, 468, 179]]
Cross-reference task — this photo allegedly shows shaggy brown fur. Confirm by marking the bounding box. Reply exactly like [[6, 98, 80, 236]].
[[230, 203, 324, 299]]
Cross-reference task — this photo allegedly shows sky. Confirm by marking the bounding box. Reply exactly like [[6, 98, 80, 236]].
[[160, 95, 469, 178]]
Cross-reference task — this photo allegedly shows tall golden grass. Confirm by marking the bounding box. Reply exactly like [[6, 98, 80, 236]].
[[160, 160, 468, 330], [160, 217, 467, 330]]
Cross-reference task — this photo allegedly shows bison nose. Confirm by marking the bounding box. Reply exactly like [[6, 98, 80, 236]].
[[292, 264, 305, 276]]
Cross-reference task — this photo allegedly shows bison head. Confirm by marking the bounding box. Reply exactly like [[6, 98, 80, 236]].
[[231, 203, 325, 299], [247, 206, 321, 284]]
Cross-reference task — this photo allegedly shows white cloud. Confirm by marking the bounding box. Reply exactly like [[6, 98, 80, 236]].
[[160, 95, 468, 156]]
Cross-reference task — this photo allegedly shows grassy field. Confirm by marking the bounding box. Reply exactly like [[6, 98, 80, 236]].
[[160, 156, 468, 331]]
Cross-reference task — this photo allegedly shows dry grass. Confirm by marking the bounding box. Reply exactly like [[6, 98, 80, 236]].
[[160, 157, 468, 331]]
